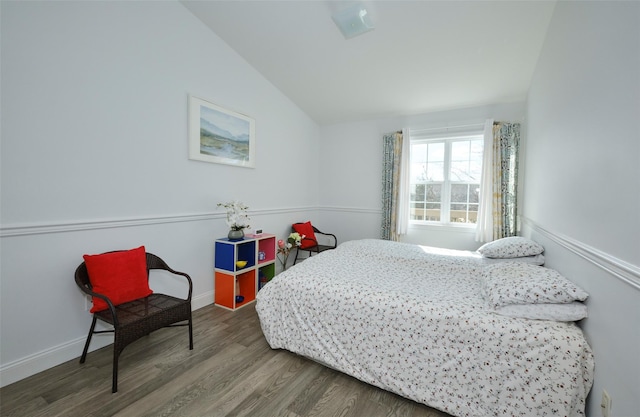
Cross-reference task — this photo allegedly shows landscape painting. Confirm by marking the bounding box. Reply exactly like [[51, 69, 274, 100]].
[[188, 96, 255, 168]]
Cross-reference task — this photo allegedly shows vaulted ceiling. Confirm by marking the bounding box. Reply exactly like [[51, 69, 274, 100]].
[[182, 1, 556, 125]]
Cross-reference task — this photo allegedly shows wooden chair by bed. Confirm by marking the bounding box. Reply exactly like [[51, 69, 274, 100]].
[[292, 221, 337, 264]]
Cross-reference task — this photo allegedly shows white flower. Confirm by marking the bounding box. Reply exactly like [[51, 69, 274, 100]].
[[217, 201, 251, 230]]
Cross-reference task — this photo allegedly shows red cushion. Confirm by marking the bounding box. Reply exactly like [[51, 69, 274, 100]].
[[293, 221, 317, 249], [83, 246, 152, 313]]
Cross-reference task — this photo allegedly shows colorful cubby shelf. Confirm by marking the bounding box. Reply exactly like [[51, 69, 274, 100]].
[[214, 233, 276, 310]]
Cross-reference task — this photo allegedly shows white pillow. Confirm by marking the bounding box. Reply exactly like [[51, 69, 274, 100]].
[[477, 236, 544, 258], [482, 262, 588, 308], [493, 302, 588, 321], [481, 253, 545, 266]]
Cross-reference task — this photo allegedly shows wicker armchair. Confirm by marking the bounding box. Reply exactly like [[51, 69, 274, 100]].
[[75, 251, 193, 393], [292, 222, 337, 265]]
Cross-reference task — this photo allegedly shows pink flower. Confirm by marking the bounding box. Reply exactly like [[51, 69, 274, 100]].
[[277, 239, 285, 248]]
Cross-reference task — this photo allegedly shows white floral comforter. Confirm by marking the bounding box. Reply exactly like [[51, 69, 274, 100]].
[[256, 239, 594, 417]]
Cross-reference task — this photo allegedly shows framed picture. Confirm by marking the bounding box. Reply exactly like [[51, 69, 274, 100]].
[[188, 95, 255, 168]]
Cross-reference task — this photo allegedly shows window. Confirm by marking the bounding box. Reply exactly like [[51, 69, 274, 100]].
[[409, 133, 483, 226]]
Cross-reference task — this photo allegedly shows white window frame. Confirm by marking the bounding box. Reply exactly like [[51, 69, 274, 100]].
[[409, 128, 484, 229]]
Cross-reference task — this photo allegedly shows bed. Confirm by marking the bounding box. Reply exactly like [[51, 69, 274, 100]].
[[256, 238, 594, 417]]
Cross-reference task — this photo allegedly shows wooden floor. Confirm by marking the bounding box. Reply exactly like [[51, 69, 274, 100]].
[[0, 304, 451, 417]]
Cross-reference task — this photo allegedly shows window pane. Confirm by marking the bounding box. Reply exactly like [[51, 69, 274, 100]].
[[468, 204, 478, 224], [469, 186, 480, 204], [451, 140, 483, 182], [411, 184, 425, 201], [451, 141, 469, 161], [428, 142, 444, 162], [425, 203, 440, 221], [451, 161, 471, 181], [412, 144, 427, 163], [410, 201, 425, 220], [451, 203, 468, 223], [469, 139, 483, 180], [450, 184, 468, 203], [426, 184, 441, 202], [410, 164, 426, 183], [410, 144, 428, 182], [427, 162, 444, 181], [427, 143, 444, 181]]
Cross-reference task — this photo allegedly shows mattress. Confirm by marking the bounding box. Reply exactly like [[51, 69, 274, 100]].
[[256, 239, 593, 417]]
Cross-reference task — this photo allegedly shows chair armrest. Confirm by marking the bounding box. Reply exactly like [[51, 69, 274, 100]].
[[314, 230, 338, 248], [146, 253, 193, 301], [301, 236, 319, 247], [74, 272, 120, 325]]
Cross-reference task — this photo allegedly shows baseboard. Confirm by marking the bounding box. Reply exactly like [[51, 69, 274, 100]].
[[0, 335, 101, 388], [192, 291, 214, 310], [0, 292, 215, 388]]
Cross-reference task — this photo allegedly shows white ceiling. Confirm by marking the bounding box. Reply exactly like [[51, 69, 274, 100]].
[[181, 1, 556, 126]]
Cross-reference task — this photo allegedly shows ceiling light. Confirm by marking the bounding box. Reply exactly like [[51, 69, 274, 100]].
[[332, 3, 374, 40]]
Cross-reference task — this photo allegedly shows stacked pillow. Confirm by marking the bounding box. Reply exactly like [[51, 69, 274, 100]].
[[477, 236, 545, 265], [481, 261, 589, 322]]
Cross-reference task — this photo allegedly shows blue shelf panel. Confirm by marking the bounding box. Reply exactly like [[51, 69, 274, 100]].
[[214, 238, 257, 272], [236, 240, 256, 270], [214, 241, 236, 271]]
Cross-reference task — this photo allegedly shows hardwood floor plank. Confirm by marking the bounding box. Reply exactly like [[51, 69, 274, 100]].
[[134, 335, 276, 416], [284, 365, 344, 417], [304, 377, 361, 417], [0, 304, 453, 417], [0, 395, 49, 417], [125, 338, 273, 416], [224, 354, 328, 417], [164, 351, 286, 417], [112, 342, 248, 417]]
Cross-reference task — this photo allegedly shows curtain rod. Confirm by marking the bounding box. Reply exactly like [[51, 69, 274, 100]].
[[409, 122, 486, 134]]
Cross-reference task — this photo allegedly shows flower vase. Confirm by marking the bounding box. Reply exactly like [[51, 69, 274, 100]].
[[277, 252, 289, 272], [228, 229, 244, 241]]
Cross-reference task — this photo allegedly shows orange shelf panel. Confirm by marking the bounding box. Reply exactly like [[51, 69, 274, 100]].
[[214, 272, 235, 309], [236, 270, 256, 305]]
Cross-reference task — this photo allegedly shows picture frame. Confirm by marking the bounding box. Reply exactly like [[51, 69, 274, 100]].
[[188, 95, 255, 168]]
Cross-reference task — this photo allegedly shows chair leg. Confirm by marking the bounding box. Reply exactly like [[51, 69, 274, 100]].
[[112, 343, 119, 393], [188, 313, 194, 350], [293, 248, 300, 265], [80, 317, 97, 364]]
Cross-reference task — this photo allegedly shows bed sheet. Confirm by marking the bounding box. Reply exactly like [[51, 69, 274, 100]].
[[337, 238, 544, 265], [256, 239, 593, 417]]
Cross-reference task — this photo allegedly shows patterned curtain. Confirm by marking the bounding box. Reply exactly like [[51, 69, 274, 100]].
[[491, 122, 520, 239], [381, 131, 403, 241]]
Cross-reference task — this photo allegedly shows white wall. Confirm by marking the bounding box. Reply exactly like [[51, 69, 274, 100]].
[[523, 1, 640, 415], [0, 1, 319, 386], [319, 103, 526, 250]]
